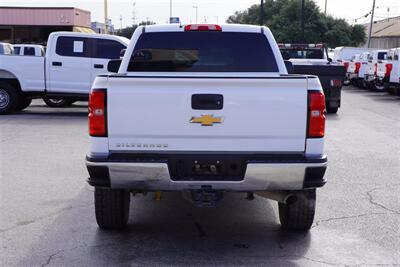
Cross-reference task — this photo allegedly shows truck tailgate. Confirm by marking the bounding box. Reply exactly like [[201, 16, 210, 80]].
[[107, 77, 308, 153]]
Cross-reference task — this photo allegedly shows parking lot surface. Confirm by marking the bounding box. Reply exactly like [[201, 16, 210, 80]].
[[1, 87, 399, 266]]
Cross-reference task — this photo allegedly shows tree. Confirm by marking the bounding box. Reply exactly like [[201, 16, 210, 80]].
[[227, 0, 366, 47], [116, 21, 156, 39]]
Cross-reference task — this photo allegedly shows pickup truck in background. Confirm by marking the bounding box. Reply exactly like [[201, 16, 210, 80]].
[[0, 32, 128, 114], [13, 44, 45, 57], [347, 51, 370, 88], [0, 42, 13, 55], [333, 46, 375, 85], [364, 50, 388, 90], [279, 43, 345, 114], [376, 47, 400, 95], [86, 24, 328, 231]]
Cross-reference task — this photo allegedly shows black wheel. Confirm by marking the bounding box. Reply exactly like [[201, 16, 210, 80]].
[[386, 88, 395, 95], [0, 81, 19, 115], [279, 189, 316, 231], [373, 82, 386, 92], [43, 98, 75, 107], [361, 80, 368, 89], [95, 188, 130, 230], [357, 79, 364, 88], [15, 94, 32, 111], [326, 106, 338, 114]]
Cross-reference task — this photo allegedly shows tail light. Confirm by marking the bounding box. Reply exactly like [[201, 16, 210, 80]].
[[89, 89, 107, 137], [343, 62, 349, 71], [330, 79, 342, 87], [385, 63, 393, 77], [184, 24, 222, 31], [355, 62, 361, 73], [308, 91, 325, 138], [374, 63, 377, 75]]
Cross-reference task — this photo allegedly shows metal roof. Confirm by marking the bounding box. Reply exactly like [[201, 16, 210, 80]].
[[364, 16, 400, 38]]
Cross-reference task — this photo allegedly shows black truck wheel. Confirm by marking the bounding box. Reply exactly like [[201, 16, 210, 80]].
[[373, 81, 386, 92], [279, 189, 316, 231], [386, 88, 396, 95], [15, 94, 32, 111], [43, 98, 76, 107], [326, 106, 338, 114], [0, 81, 18, 115], [95, 188, 130, 230]]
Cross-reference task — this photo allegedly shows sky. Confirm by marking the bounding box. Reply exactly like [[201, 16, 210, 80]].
[[1, 0, 399, 28]]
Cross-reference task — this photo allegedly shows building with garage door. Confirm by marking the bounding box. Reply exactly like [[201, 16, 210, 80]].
[[0, 6, 95, 45]]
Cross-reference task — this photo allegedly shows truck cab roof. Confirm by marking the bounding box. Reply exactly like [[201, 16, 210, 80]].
[[142, 23, 265, 33]]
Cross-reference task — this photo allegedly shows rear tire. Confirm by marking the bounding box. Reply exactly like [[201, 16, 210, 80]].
[[386, 88, 395, 95], [95, 188, 130, 230], [43, 98, 75, 107], [361, 80, 368, 89], [326, 106, 338, 114], [279, 189, 316, 231], [0, 81, 18, 115], [374, 82, 386, 92], [15, 94, 32, 111]]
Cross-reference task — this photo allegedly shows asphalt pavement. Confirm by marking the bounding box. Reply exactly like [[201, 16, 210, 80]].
[[1, 87, 399, 266]]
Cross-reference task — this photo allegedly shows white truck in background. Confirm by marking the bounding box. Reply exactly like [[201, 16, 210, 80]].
[[376, 48, 400, 95], [13, 44, 45, 57], [364, 49, 387, 90], [86, 24, 328, 231], [0, 42, 13, 55], [0, 32, 128, 114], [333, 47, 374, 85], [347, 51, 371, 88]]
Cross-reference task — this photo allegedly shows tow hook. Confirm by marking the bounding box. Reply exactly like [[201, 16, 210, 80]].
[[183, 190, 224, 208]]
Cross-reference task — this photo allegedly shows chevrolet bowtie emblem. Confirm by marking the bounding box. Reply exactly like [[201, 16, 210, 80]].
[[190, 115, 223, 126]]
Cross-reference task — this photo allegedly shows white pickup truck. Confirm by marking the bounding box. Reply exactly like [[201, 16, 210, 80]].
[[13, 44, 45, 57], [347, 51, 370, 88], [0, 32, 128, 114], [376, 47, 400, 95], [86, 24, 328, 231], [364, 50, 387, 90]]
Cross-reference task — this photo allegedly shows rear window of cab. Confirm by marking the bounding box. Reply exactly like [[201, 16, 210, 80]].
[[128, 32, 279, 72]]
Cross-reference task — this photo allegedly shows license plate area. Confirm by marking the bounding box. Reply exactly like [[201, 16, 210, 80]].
[[169, 157, 246, 181]]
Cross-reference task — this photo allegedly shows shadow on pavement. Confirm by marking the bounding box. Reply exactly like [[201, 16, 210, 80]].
[[343, 86, 400, 102], [19, 189, 311, 266]]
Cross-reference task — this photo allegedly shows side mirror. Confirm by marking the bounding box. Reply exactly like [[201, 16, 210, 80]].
[[281, 51, 290, 60], [107, 59, 122, 73], [284, 60, 294, 73], [120, 49, 126, 59]]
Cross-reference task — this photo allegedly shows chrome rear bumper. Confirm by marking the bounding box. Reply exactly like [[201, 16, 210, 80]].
[[86, 154, 327, 191]]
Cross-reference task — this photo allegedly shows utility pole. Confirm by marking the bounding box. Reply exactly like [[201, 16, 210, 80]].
[[300, 0, 305, 42], [120, 15, 123, 30], [193, 6, 198, 23], [324, 0, 327, 15], [104, 0, 108, 34], [132, 2, 137, 26], [260, 0, 264, 26], [367, 0, 376, 48], [170, 0, 172, 21]]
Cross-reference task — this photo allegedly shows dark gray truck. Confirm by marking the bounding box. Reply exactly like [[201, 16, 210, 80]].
[[279, 44, 346, 114]]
